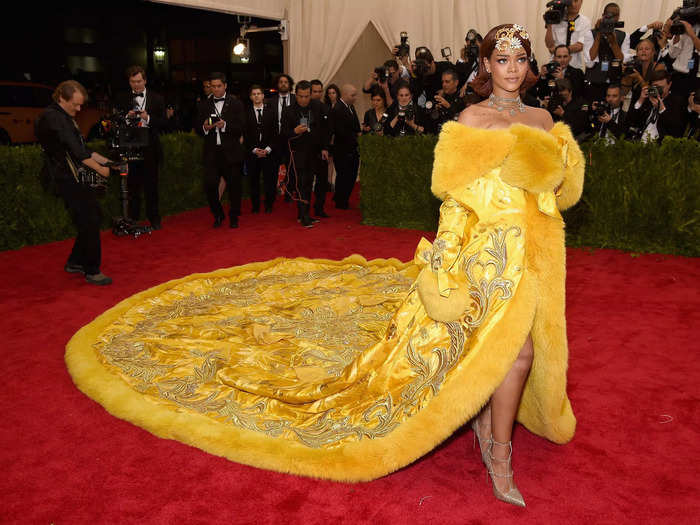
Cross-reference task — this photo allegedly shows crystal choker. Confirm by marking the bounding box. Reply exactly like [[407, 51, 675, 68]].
[[488, 94, 526, 116]]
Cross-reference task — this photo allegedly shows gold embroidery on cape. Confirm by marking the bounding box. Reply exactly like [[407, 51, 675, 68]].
[[92, 234, 517, 448]]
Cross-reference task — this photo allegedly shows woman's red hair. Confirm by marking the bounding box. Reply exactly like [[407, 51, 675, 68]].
[[470, 24, 538, 98]]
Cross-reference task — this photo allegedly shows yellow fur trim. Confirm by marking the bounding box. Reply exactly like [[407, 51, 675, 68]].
[[66, 254, 563, 482], [431, 122, 584, 211], [416, 268, 470, 322], [500, 123, 563, 193], [431, 121, 515, 200], [550, 122, 585, 210]]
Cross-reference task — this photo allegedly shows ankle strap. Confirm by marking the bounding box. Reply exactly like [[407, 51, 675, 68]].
[[489, 440, 513, 461]]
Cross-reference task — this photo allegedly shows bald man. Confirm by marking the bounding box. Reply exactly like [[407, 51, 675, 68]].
[[330, 84, 361, 209]]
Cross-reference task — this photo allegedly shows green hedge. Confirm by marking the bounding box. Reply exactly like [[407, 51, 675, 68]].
[[360, 135, 700, 257], [1, 132, 698, 256], [0, 132, 208, 251]]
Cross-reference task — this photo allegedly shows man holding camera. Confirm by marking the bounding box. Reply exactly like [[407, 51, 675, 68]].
[[592, 84, 628, 140], [363, 60, 408, 107], [545, 0, 593, 72], [281, 81, 330, 227], [585, 3, 632, 102], [116, 66, 166, 231], [627, 70, 689, 142], [408, 47, 453, 109], [244, 85, 277, 214], [456, 30, 482, 87], [536, 45, 586, 101], [36, 80, 113, 285], [427, 69, 465, 133], [663, 7, 700, 100], [198, 72, 246, 228], [545, 77, 589, 138]]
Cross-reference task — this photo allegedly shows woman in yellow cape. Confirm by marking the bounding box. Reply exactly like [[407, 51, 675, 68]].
[[66, 24, 583, 507]]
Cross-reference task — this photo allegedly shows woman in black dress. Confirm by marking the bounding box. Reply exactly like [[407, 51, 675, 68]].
[[362, 87, 389, 135]]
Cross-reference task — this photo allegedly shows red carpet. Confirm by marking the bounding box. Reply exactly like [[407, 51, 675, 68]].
[[1, 193, 698, 524]]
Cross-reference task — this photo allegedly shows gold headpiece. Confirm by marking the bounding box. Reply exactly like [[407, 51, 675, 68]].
[[495, 24, 530, 52]]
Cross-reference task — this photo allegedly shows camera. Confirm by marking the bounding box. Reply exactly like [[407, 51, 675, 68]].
[[413, 58, 431, 77], [373, 113, 389, 133], [545, 61, 561, 76], [374, 67, 389, 83], [600, 14, 624, 34], [647, 85, 661, 99], [395, 32, 410, 58], [592, 100, 611, 117], [622, 57, 641, 76], [397, 106, 415, 122], [441, 47, 452, 61], [546, 84, 564, 113], [671, 0, 700, 35], [465, 29, 480, 61], [543, 0, 572, 25]]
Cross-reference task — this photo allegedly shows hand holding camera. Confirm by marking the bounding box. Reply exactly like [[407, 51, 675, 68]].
[[689, 91, 700, 114], [434, 94, 450, 109]]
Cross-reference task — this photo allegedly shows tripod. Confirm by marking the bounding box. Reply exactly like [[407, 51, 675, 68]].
[[111, 158, 152, 238]]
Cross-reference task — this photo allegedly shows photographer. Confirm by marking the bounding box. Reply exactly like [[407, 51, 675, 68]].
[[362, 59, 408, 107], [456, 30, 483, 86], [585, 3, 631, 102], [592, 84, 628, 140], [386, 82, 427, 137], [425, 69, 466, 133], [626, 70, 689, 142], [624, 38, 667, 107], [630, 20, 669, 51], [116, 66, 166, 231], [688, 90, 700, 137], [545, 77, 589, 138], [362, 87, 389, 135], [536, 44, 585, 100], [663, 5, 700, 100], [408, 47, 453, 109], [544, 0, 593, 72], [35, 80, 113, 285]]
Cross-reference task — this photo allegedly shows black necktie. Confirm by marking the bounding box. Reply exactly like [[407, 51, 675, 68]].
[[214, 97, 225, 103], [257, 108, 262, 123], [281, 96, 287, 109]]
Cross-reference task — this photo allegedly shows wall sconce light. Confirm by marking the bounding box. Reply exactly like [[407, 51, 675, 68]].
[[154, 45, 166, 64]]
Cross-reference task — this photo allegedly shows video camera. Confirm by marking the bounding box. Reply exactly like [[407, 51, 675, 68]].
[[395, 32, 410, 58], [543, 0, 572, 25], [600, 14, 624, 34], [103, 110, 149, 161], [671, 0, 700, 35]]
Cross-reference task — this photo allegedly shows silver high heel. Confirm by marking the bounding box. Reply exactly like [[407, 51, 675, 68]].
[[486, 440, 526, 508]]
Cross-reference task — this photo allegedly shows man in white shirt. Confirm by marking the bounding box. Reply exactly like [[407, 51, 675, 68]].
[[545, 0, 593, 71], [663, 19, 700, 98]]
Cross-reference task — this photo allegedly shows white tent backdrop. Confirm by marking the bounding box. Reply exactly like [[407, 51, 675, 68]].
[[155, 0, 679, 83]]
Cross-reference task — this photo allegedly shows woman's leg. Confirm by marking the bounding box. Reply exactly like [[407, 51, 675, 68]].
[[489, 334, 534, 493]]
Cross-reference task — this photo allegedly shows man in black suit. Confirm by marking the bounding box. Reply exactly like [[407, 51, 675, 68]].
[[593, 84, 628, 140], [197, 72, 246, 228], [626, 70, 689, 142], [116, 65, 166, 230], [266, 74, 295, 200], [535, 45, 586, 101], [329, 84, 361, 209], [281, 80, 330, 227], [309, 79, 331, 218], [244, 84, 277, 213]]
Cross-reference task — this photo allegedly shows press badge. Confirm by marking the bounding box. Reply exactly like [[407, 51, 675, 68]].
[[688, 58, 695, 71], [601, 61, 609, 72]]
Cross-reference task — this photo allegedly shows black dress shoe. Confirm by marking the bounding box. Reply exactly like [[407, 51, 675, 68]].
[[230, 217, 239, 228], [64, 263, 85, 274], [264, 205, 273, 213], [315, 211, 330, 218], [300, 216, 314, 228], [213, 216, 224, 228], [310, 217, 320, 224], [149, 221, 162, 231], [85, 272, 113, 285]]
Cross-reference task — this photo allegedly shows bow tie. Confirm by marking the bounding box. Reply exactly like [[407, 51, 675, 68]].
[[133, 92, 144, 98], [214, 97, 226, 103]]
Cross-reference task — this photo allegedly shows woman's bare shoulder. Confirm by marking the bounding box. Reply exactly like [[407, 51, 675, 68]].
[[458, 103, 492, 128]]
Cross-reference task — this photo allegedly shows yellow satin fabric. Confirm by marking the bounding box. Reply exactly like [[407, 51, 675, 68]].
[[85, 167, 543, 451]]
